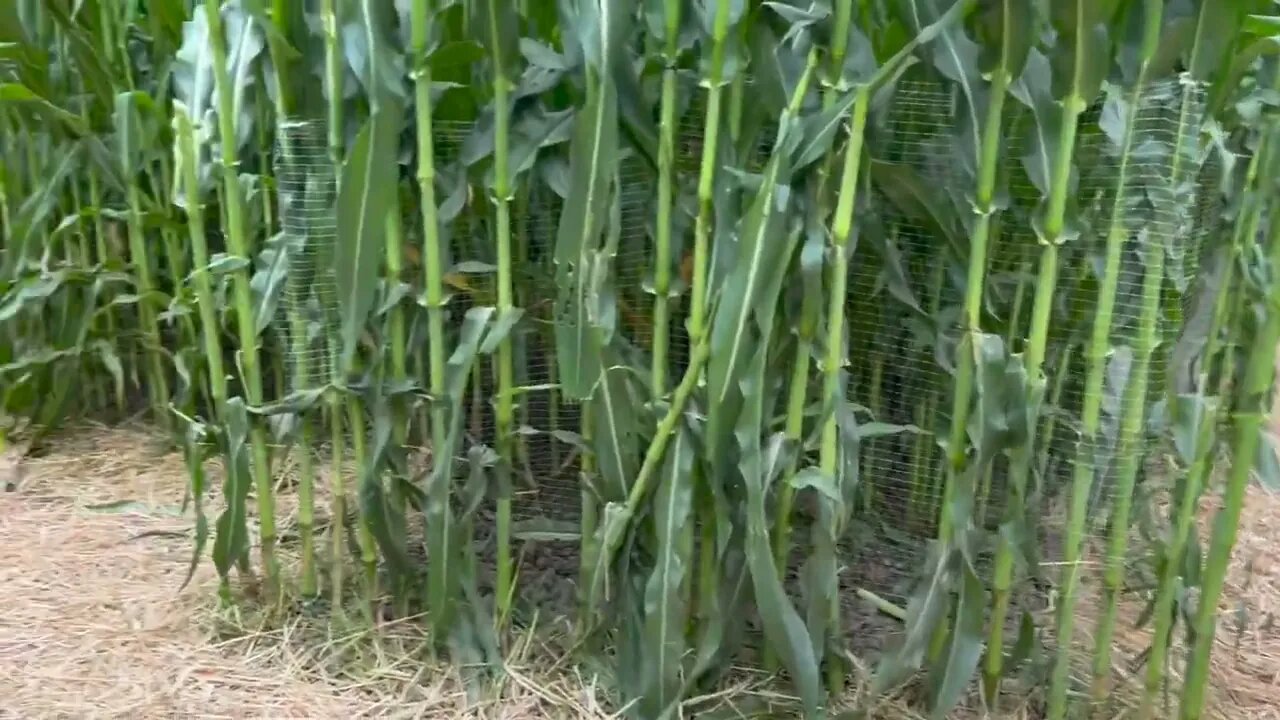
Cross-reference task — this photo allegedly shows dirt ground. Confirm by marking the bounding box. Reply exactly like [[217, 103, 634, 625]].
[[0, 424, 1277, 719]]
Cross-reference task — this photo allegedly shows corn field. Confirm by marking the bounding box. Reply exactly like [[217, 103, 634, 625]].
[[3, 0, 1280, 717]]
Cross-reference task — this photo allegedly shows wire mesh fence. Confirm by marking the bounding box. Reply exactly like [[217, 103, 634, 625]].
[[275, 119, 339, 396], [264, 70, 1215, 668]]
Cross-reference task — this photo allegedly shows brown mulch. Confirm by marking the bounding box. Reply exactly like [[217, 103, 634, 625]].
[[0, 425, 609, 719], [1, 422, 1278, 718]]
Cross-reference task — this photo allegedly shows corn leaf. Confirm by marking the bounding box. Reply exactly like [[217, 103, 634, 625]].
[[425, 306, 494, 639], [211, 398, 253, 579], [640, 421, 695, 720], [335, 104, 404, 372]]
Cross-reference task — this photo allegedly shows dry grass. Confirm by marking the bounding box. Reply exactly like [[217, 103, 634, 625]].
[[1, 422, 1278, 718], [0, 425, 615, 719]]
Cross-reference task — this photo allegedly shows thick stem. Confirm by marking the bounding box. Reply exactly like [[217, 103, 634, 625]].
[[298, 418, 318, 598], [329, 397, 347, 610], [205, 0, 278, 594], [121, 152, 171, 429], [1090, 245, 1166, 700], [1033, 103, 1089, 720], [411, 0, 454, 646], [768, 1, 853, 669], [485, 0, 517, 630], [1179, 123, 1280, 720], [1049, 3, 1171, 710], [815, 84, 870, 694], [175, 109, 228, 412], [1093, 71, 1199, 702], [651, 0, 681, 396], [1140, 125, 1274, 719], [688, 0, 734, 642], [346, 397, 378, 621], [321, 0, 344, 171]]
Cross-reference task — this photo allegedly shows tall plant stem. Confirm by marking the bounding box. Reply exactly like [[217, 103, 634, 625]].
[[384, 209, 411, 608], [1093, 71, 1202, 701], [1027, 62, 1104, 720], [175, 108, 228, 416], [1140, 119, 1275, 719], [79, 94, 125, 414], [380, 227, 408, 397], [577, 403, 598, 625], [346, 396, 378, 621], [328, 394, 347, 610], [1179, 121, 1280, 720], [204, 0, 279, 594], [262, 3, 322, 601], [651, 0, 681, 396], [1047, 28, 1157, 708], [688, 0, 734, 635], [321, 0, 343, 171], [484, 0, 517, 630], [410, 0, 454, 646], [772, 0, 854, 600], [815, 82, 870, 694], [120, 123, 171, 431]]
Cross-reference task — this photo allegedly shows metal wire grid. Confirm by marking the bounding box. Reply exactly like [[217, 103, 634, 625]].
[[837, 77, 1210, 603], [274, 119, 339, 395], [264, 76, 1210, 635]]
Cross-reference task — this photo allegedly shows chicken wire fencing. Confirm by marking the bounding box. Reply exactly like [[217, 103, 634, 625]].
[[833, 75, 1205, 589], [268, 73, 1214, 641], [275, 119, 340, 396]]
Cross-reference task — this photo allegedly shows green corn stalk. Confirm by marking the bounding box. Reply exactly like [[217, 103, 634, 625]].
[[317, 0, 353, 613], [321, 0, 343, 171], [152, 152, 201, 388], [940, 43, 1029, 685], [957, 4, 1034, 696], [1046, 0, 1165, 704], [383, 206, 410, 602], [410, 0, 455, 647], [329, 398, 347, 607], [1140, 101, 1278, 720], [687, 0, 737, 647], [347, 393, 378, 622], [1065, 0, 1236, 705], [1179, 120, 1280, 720], [115, 94, 171, 431], [260, 0, 323, 604], [80, 93, 124, 414], [173, 105, 228, 416], [203, 0, 279, 594], [334, 0, 405, 620], [976, 5, 1116, 717], [651, 0, 681, 397], [481, 0, 519, 630], [771, 0, 854, 604], [1091, 78, 1201, 707], [813, 81, 869, 694], [641, 0, 691, 687]]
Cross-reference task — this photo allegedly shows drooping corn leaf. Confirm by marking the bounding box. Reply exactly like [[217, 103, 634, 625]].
[[180, 419, 214, 591], [425, 306, 493, 642], [360, 393, 413, 593], [592, 358, 639, 504], [739, 350, 822, 717], [211, 398, 253, 579], [553, 63, 618, 398], [335, 104, 404, 372], [927, 556, 987, 718], [639, 421, 695, 720]]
